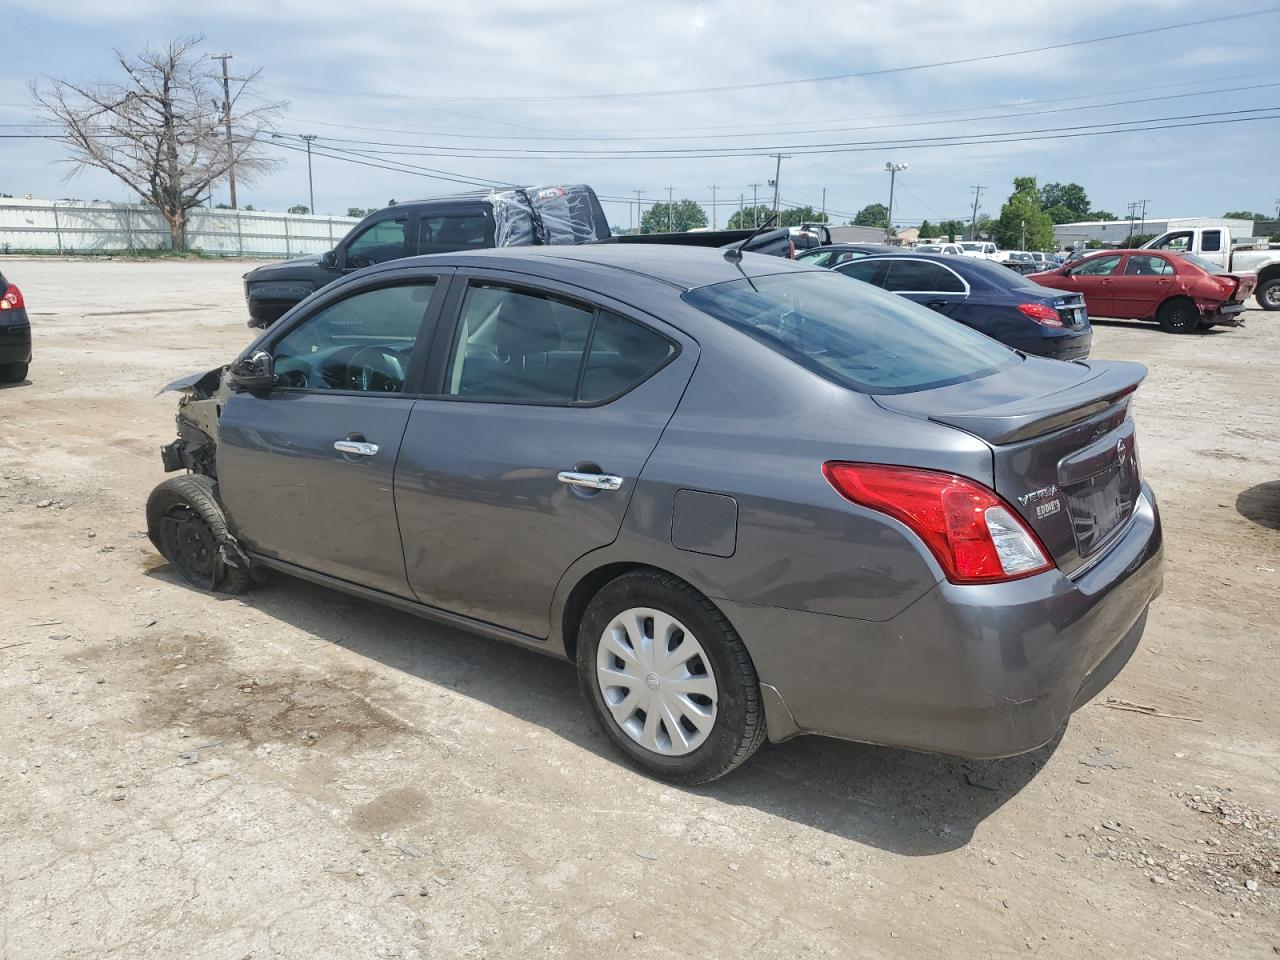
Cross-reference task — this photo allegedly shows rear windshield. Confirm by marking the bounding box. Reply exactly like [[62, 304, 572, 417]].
[[1183, 253, 1228, 275], [682, 271, 1017, 395]]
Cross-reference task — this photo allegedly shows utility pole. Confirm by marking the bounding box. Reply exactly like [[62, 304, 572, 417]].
[[213, 52, 237, 209], [769, 154, 789, 221], [749, 183, 760, 225], [738, 193, 744, 228], [821, 187, 826, 225], [666, 186, 674, 231], [968, 185, 986, 242], [707, 184, 718, 230], [300, 134, 317, 214], [884, 162, 907, 243], [633, 190, 645, 233], [1126, 201, 1139, 243], [1020, 219, 1026, 251], [1138, 198, 1149, 238]]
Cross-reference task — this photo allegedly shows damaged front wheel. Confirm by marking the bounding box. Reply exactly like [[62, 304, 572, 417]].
[[146, 475, 252, 594]]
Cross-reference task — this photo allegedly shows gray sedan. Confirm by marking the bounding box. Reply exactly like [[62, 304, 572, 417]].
[[148, 244, 1163, 784]]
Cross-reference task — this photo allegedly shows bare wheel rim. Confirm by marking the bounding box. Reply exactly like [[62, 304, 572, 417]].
[[1266, 284, 1280, 307], [595, 607, 718, 757]]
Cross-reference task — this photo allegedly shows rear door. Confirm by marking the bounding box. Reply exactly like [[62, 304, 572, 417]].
[[881, 258, 969, 318], [218, 270, 452, 596], [393, 272, 698, 637], [1110, 253, 1174, 319]]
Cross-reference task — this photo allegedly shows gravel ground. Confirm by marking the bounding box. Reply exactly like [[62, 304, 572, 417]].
[[1, 256, 1278, 959]]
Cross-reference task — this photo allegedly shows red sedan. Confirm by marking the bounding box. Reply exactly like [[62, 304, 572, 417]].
[[1030, 250, 1256, 333]]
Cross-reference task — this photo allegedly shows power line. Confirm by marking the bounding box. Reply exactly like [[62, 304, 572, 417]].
[[308, 8, 1280, 103]]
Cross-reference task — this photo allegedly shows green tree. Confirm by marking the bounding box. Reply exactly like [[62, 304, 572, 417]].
[[1128, 233, 1156, 247], [1039, 182, 1090, 222], [1089, 210, 1118, 221], [974, 213, 996, 238], [918, 218, 934, 238], [640, 199, 708, 233], [937, 219, 965, 241], [852, 202, 889, 227], [727, 204, 775, 229], [347, 207, 372, 218], [1223, 210, 1269, 221], [993, 176, 1055, 251], [288, 204, 310, 215]]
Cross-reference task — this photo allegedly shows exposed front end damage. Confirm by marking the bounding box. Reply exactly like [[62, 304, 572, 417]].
[[151, 367, 256, 588], [158, 366, 228, 478]]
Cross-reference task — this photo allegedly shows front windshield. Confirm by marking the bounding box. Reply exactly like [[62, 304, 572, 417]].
[[682, 271, 1017, 395], [1183, 253, 1228, 275], [916, 245, 941, 253], [959, 242, 982, 251]]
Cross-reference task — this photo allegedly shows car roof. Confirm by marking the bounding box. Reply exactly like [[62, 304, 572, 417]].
[[364, 242, 822, 291]]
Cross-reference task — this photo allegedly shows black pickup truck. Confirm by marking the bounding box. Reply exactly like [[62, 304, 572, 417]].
[[243, 185, 797, 327]]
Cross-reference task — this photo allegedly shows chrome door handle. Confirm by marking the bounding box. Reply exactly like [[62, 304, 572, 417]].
[[334, 440, 379, 457], [557, 471, 623, 491]]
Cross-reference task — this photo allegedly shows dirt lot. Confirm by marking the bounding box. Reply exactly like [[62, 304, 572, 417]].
[[1, 257, 1277, 959]]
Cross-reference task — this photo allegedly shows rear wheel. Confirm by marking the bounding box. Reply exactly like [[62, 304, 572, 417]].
[[1156, 298, 1200, 333], [146, 475, 251, 594], [577, 570, 766, 784], [0, 362, 28, 383], [1257, 278, 1280, 311]]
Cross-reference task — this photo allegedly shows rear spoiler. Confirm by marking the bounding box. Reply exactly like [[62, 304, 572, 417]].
[[883, 360, 1148, 445]]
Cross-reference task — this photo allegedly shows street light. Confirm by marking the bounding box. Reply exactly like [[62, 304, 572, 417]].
[[884, 161, 907, 243]]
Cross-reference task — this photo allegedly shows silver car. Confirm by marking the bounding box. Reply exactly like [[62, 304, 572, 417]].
[[148, 245, 1163, 784]]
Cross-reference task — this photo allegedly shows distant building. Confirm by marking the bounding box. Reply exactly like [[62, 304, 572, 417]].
[[827, 224, 889, 243], [1054, 217, 1255, 250], [892, 227, 920, 246]]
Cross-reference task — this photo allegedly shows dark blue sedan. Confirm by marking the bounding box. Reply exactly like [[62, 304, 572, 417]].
[[834, 253, 1092, 360]]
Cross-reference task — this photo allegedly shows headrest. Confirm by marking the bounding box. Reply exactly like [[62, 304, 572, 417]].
[[495, 296, 561, 357]]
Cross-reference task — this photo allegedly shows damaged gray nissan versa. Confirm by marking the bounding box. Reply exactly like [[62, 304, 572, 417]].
[[147, 244, 1163, 784]]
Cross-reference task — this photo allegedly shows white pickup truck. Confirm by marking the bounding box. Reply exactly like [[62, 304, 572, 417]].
[[1141, 227, 1280, 311]]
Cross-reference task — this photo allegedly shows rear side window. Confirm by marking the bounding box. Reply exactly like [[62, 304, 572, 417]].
[[419, 213, 494, 255], [683, 271, 1016, 395], [444, 283, 675, 404], [883, 260, 942, 292], [1124, 255, 1173, 276], [1200, 230, 1222, 253]]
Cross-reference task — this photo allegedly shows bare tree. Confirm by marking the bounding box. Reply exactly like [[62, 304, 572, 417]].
[[31, 37, 284, 250]]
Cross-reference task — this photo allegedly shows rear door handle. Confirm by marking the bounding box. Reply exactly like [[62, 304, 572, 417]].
[[557, 471, 623, 491], [925, 299, 948, 309], [334, 438, 379, 457]]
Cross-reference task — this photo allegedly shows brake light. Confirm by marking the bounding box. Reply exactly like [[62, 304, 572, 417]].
[[0, 284, 23, 310], [1017, 302, 1063, 326], [821, 462, 1054, 584]]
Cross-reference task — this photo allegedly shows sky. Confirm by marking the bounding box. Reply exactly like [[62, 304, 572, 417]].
[[2, 0, 1278, 229]]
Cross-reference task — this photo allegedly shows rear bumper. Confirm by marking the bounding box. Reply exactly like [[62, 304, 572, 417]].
[[0, 323, 32, 364], [1015, 329, 1092, 361], [722, 483, 1163, 758]]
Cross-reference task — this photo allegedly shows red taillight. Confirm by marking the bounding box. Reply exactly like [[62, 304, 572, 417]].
[[0, 284, 23, 311], [821, 462, 1054, 584], [1017, 302, 1063, 326]]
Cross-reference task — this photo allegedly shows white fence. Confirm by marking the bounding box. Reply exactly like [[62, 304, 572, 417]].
[[0, 198, 361, 258]]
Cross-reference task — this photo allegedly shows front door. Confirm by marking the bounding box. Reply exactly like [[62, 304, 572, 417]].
[[882, 258, 969, 319], [1063, 253, 1123, 317], [218, 273, 449, 596], [394, 275, 697, 637], [1110, 253, 1174, 319]]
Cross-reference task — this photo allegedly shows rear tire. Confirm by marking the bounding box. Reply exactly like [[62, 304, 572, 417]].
[[146, 475, 252, 594], [1257, 278, 1280, 312], [577, 570, 766, 785], [0, 362, 28, 383], [1156, 298, 1200, 333]]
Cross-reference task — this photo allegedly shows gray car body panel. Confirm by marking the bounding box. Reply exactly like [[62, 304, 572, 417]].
[[194, 245, 1162, 759]]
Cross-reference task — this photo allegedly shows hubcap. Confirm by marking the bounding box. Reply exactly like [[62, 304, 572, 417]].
[[1266, 285, 1280, 307], [595, 607, 717, 757]]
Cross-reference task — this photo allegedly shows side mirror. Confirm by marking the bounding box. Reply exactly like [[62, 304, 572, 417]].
[[320, 249, 338, 270], [228, 350, 276, 392]]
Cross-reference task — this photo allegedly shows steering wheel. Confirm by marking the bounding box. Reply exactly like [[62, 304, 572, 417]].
[[344, 345, 406, 392]]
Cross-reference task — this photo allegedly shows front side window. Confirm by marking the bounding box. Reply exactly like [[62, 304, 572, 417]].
[[272, 282, 436, 392], [683, 271, 1016, 395], [1070, 255, 1123, 277], [345, 218, 407, 267], [444, 283, 675, 404], [795, 250, 832, 266], [1123, 255, 1173, 277]]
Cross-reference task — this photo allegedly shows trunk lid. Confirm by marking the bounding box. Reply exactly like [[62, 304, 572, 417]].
[[875, 357, 1146, 576]]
